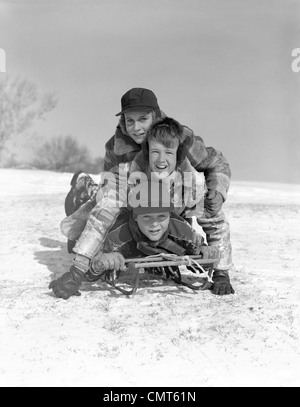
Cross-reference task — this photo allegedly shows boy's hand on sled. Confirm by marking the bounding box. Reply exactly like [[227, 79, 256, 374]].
[[93, 252, 125, 272], [49, 266, 86, 300], [199, 245, 220, 260], [211, 274, 235, 295], [204, 191, 224, 217]]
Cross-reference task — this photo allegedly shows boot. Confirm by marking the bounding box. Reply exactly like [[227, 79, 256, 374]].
[[64, 171, 98, 253]]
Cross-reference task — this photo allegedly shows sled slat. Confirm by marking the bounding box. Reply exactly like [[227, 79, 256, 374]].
[[126, 258, 218, 269], [125, 256, 218, 265]]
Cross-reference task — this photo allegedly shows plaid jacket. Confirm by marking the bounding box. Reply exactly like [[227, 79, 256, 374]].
[[104, 113, 231, 200]]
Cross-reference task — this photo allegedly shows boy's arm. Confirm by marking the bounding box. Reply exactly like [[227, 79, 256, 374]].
[[72, 175, 129, 270], [189, 227, 205, 255], [104, 137, 118, 171], [184, 127, 231, 202], [181, 222, 220, 260], [89, 227, 132, 275], [195, 146, 231, 202]]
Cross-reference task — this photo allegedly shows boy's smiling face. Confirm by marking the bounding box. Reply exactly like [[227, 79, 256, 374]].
[[136, 212, 170, 241], [149, 139, 179, 176]]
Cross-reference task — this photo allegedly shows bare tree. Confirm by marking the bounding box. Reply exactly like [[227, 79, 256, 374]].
[[90, 156, 104, 173], [32, 135, 104, 173], [0, 76, 57, 159], [32, 135, 92, 172]]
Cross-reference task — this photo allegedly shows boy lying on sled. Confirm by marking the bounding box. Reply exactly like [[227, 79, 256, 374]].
[[49, 180, 234, 299]]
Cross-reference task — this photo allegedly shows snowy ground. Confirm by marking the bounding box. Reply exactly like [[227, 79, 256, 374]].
[[0, 168, 299, 387]]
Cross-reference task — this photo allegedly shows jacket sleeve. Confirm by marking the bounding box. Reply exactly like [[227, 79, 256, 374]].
[[184, 126, 232, 201], [103, 137, 118, 172], [178, 225, 205, 255], [171, 216, 205, 255], [195, 145, 231, 201], [73, 178, 129, 260], [189, 226, 205, 255]]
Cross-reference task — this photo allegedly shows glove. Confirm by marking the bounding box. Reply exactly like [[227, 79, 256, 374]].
[[211, 271, 235, 295], [199, 245, 220, 260], [204, 191, 224, 217], [49, 265, 87, 300], [92, 252, 125, 272]]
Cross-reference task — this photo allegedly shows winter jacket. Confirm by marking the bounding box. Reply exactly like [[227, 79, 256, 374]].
[[104, 113, 231, 201]]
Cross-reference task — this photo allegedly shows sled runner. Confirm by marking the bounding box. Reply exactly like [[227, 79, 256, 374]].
[[91, 254, 218, 295]]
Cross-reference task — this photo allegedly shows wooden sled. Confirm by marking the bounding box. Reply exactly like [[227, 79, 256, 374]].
[[93, 254, 218, 296]]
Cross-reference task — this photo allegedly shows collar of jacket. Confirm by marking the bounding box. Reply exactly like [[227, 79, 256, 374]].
[[128, 215, 188, 256]]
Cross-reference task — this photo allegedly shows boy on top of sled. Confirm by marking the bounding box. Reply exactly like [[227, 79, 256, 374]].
[[61, 117, 233, 283], [49, 180, 234, 300]]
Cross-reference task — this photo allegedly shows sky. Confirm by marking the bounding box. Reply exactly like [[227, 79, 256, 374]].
[[0, 0, 300, 183]]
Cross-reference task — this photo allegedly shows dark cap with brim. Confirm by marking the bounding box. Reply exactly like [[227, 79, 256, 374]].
[[129, 180, 174, 216], [116, 87, 160, 116], [132, 204, 173, 216]]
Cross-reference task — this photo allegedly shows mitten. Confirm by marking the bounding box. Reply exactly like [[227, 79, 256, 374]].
[[204, 191, 224, 217], [49, 265, 87, 300], [92, 252, 125, 272], [211, 271, 235, 295]]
